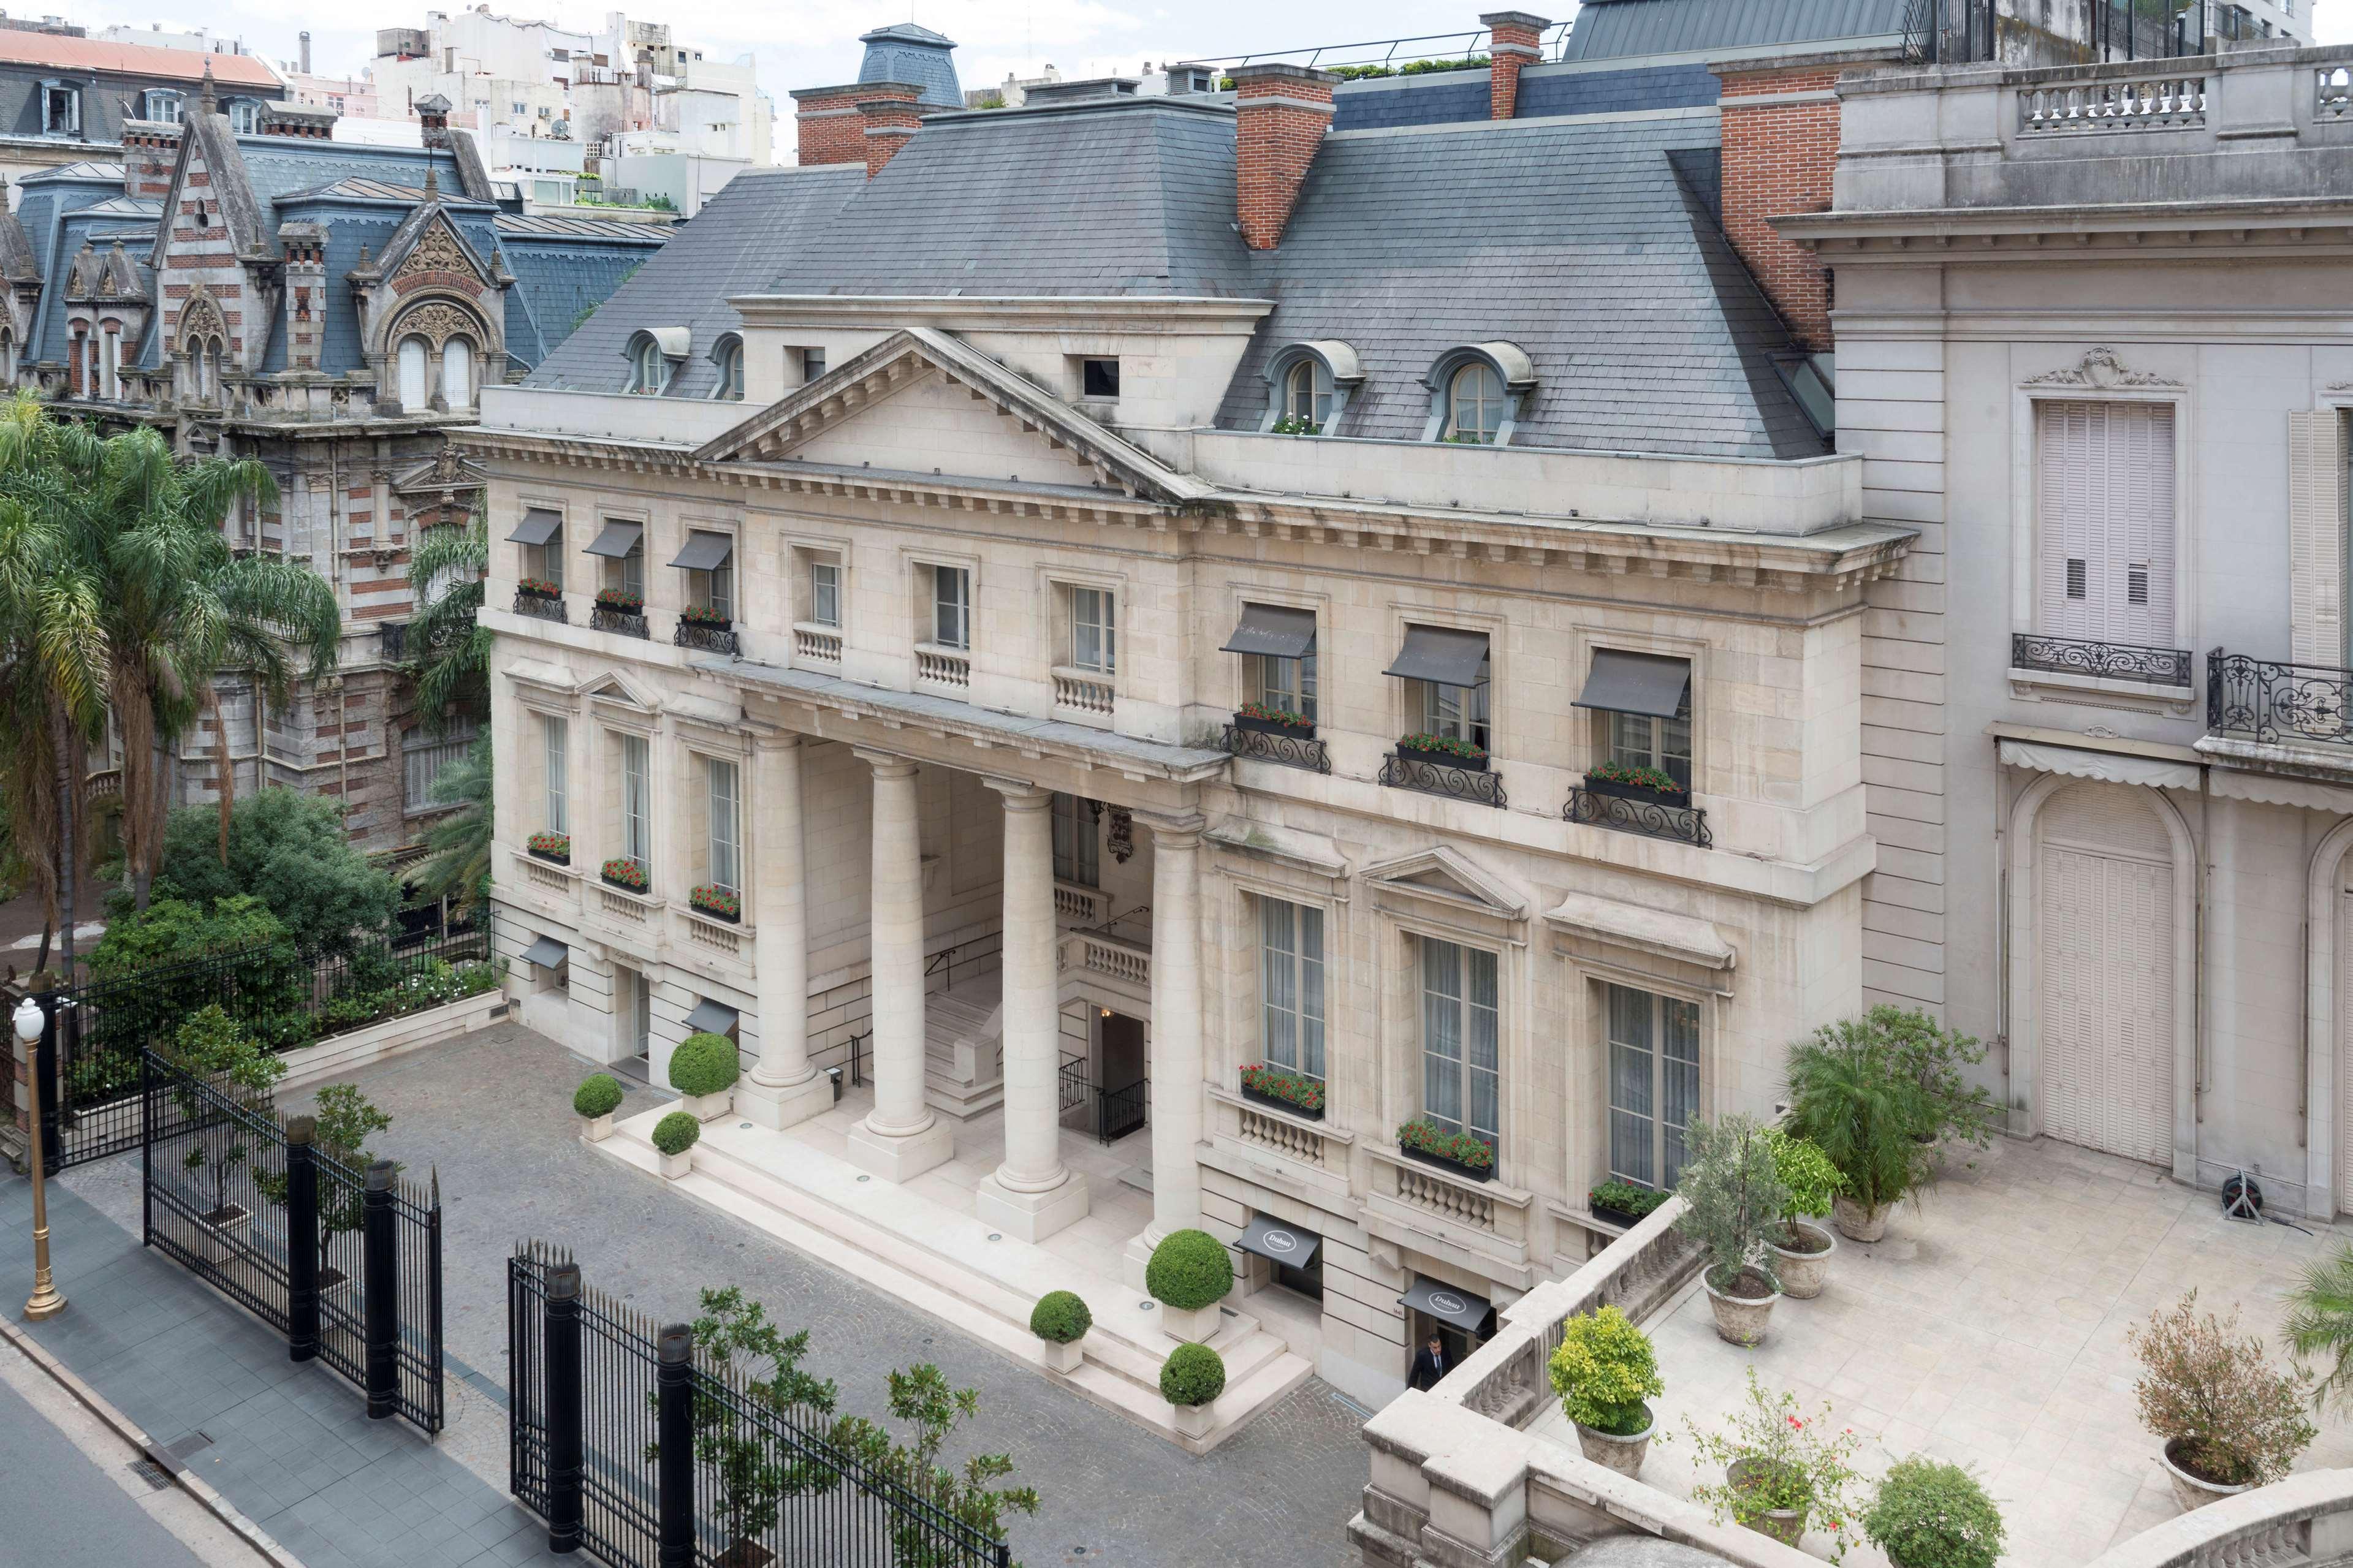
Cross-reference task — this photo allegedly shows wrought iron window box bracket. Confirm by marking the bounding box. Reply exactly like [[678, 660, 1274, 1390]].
[[1224, 723, 1332, 775], [1564, 787, 1712, 849], [1580, 775, 1687, 806], [1399, 1142, 1496, 1185], [512, 591, 568, 623], [1394, 743, 1491, 773], [590, 606, 649, 638], [674, 620, 739, 655], [1233, 713, 1317, 738], [1381, 749, 1507, 808], [1241, 1084, 1325, 1123]]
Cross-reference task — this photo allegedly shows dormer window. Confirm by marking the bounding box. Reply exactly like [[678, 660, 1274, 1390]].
[[1282, 359, 1331, 431], [1444, 363, 1504, 445], [1261, 342, 1358, 436], [711, 337, 743, 401], [626, 328, 685, 395], [144, 90, 183, 123], [40, 83, 79, 136], [227, 99, 262, 135], [1424, 343, 1534, 447]]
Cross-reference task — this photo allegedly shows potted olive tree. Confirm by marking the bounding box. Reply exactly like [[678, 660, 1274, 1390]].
[[1765, 1131, 1839, 1299], [1546, 1305, 1663, 1479], [1674, 1113, 1789, 1347], [2131, 1290, 2314, 1510], [1683, 1369, 1865, 1553], [1781, 1017, 1936, 1243], [1030, 1290, 1092, 1374]]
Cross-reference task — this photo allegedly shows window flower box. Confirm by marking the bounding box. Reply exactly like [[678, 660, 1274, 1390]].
[[688, 885, 740, 923], [593, 588, 644, 615], [1395, 735, 1491, 772], [1583, 763, 1685, 804], [1239, 1064, 1325, 1121], [1588, 1180, 1669, 1232], [1396, 1117, 1496, 1183], [527, 831, 571, 865], [517, 578, 563, 600], [678, 604, 732, 629], [599, 857, 649, 894], [1233, 704, 1316, 738]]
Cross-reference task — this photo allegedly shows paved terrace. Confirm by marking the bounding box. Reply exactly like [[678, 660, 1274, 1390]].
[[1526, 1136, 2353, 1568]]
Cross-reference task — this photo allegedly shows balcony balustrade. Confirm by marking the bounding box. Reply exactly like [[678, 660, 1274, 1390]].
[[1564, 786, 1712, 848], [2012, 632, 2192, 687], [2208, 649, 2353, 749]]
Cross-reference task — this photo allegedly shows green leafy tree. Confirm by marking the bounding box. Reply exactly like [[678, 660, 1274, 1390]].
[[411, 737, 491, 917], [166, 1004, 287, 1221], [256, 1082, 393, 1279], [2283, 1243, 2353, 1415], [153, 787, 398, 952], [829, 1365, 1039, 1567], [1871, 1005, 1998, 1150], [1781, 1017, 1938, 1221], [1547, 1306, 1662, 1436], [1766, 1130, 1841, 1246], [403, 512, 489, 730], [88, 893, 288, 977], [1673, 1113, 1790, 1295]]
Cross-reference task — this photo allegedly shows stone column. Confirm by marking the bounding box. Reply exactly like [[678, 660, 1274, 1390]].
[[1126, 810, 1206, 1287], [845, 752, 952, 1182], [975, 782, 1089, 1242], [739, 735, 830, 1131]]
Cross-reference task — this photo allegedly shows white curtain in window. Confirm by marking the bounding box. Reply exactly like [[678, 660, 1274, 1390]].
[[620, 733, 650, 866], [544, 716, 569, 833], [441, 338, 473, 408], [398, 336, 429, 409], [708, 759, 740, 892], [1608, 983, 1702, 1189], [1420, 939, 1499, 1146], [1259, 898, 1325, 1079], [812, 560, 840, 626], [2036, 400, 2176, 645]]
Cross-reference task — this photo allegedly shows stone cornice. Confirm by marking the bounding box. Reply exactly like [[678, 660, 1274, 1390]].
[[1777, 197, 2353, 259], [726, 294, 1276, 336]]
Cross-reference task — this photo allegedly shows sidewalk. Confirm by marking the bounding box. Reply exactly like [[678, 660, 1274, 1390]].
[[0, 1172, 564, 1568]]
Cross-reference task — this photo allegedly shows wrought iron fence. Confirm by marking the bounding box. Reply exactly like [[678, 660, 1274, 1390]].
[[1904, 0, 2211, 64], [2011, 632, 2194, 687], [514, 589, 568, 623], [2208, 649, 2353, 748], [1223, 722, 1331, 774], [1379, 751, 1507, 808], [1564, 787, 1713, 849], [507, 1245, 1013, 1567], [674, 619, 740, 656], [143, 1047, 290, 1333]]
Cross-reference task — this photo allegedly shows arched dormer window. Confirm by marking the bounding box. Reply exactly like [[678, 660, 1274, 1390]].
[[442, 337, 474, 409], [710, 335, 744, 401], [1422, 343, 1535, 447], [1260, 341, 1360, 436], [398, 336, 430, 410], [626, 328, 685, 396]]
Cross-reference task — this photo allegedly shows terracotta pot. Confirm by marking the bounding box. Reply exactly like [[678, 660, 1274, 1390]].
[[1705, 1270, 1780, 1347], [1727, 1459, 1808, 1547], [1768, 1221, 1838, 1299], [581, 1113, 613, 1143], [1574, 1407, 1654, 1479], [2161, 1439, 2254, 1512], [1833, 1194, 1888, 1243]]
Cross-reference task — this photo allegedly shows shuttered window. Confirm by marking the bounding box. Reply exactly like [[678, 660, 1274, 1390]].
[[2287, 410, 2350, 667], [2036, 400, 2176, 646]]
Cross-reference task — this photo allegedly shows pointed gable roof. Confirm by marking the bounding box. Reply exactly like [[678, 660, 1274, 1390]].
[[0, 209, 40, 287], [371, 200, 496, 290], [153, 108, 274, 267]]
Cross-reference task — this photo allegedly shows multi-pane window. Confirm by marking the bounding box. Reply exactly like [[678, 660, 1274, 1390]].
[[1610, 692, 1693, 793], [398, 336, 429, 409], [1257, 651, 1317, 719], [401, 725, 474, 814], [1443, 362, 1505, 444], [527, 527, 564, 591], [1416, 674, 1490, 750], [1280, 358, 1332, 430], [632, 338, 668, 395], [1420, 939, 1499, 1151], [933, 566, 971, 650], [543, 716, 569, 833], [443, 338, 473, 408], [2036, 400, 2176, 646], [810, 559, 840, 627], [1258, 899, 1325, 1081], [1051, 792, 1097, 887], [611, 538, 644, 598], [713, 343, 743, 401], [707, 759, 740, 893], [691, 557, 731, 619], [619, 733, 650, 870], [1606, 985, 1700, 1191], [1071, 587, 1114, 674], [228, 99, 261, 135]]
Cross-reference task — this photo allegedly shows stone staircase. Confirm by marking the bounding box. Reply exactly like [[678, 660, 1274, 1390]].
[[922, 974, 1004, 1116], [598, 1107, 1315, 1454]]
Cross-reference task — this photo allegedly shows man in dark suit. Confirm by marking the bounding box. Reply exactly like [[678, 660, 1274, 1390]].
[[1408, 1332, 1450, 1391]]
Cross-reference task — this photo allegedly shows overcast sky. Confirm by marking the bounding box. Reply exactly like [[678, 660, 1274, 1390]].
[[63, 0, 2353, 106]]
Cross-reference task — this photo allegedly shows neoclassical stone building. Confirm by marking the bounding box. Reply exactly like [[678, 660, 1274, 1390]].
[[466, 38, 1911, 1412]]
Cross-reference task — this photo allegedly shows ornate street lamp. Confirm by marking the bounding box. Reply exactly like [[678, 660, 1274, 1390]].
[[14, 995, 64, 1320]]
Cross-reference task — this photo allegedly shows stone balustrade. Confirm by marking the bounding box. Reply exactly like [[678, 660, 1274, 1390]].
[[2077, 1471, 2353, 1568]]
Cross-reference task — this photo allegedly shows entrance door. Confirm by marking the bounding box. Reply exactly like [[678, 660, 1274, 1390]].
[[2037, 783, 2173, 1165], [618, 967, 651, 1067], [1098, 1012, 1147, 1143], [1410, 1306, 1494, 1380]]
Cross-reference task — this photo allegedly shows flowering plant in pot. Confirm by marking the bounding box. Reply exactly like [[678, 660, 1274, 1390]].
[[1863, 1458, 2005, 1568], [690, 884, 742, 923], [594, 586, 644, 613], [1239, 1063, 1325, 1118], [1396, 732, 1489, 768], [1234, 702, 1315, 735], [517, 577, 563, 599], [1682, 1368, 1865, 1558], [680, 603, 732, 627], [2131, 1290, 2314, 1510], [1780, 1014, 1937, 1243], [1588, 1180, 1670, 1231], [1672, 1113, 1789, 1347], [1396, 1117, 1496, 1181], [1584, 760, 1684, 799], [528, 830, 570, 863], [1765, 1131, 1840, 1299], [1547, 1305, 1662, 1479], [601, 856, 649, 893]]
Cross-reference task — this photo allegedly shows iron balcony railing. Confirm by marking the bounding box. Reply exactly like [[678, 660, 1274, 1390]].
[[2011, 632, 2194, 688], [1564, 787, 1713, 849], [514, 589, 566, 624], [1379, 751, 1507, 809], [1188, 18, 1569, 74], [588, 605, 649, 639], [1904, 0, 2211, 65], [673, 619, 739, 656], [2208, 649, 2353, 749], [1223, 721, 1331, 774]]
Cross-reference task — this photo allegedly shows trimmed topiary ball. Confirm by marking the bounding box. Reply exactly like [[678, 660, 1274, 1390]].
[[1160, 1342, 1226, 1407], [1029, 1290, 1093, 1344], [667, 1032, 741, 1097], [574, 1074, 623, 1119], [1146, 1229, 1234, 1311], [652, 1110, 701, 1157]]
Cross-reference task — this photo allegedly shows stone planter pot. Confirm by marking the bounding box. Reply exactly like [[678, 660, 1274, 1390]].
[[581, 1113, 614, 1144], [1233, 712, 1316, 738], [1241, 1084, 1324, 1121], [1833, 1194, 1889, 1243], [1574, 1408, 1654, 1479], [1170, 1399, 1215, 1440], [2161, 1439, 2254, 1512], [680, 1089, 733, 1122], [1727, 1459, 1808, 1547], [1160, 1301, 1225, 1344], [1704, 1271, 1780, 1347], [194, 1202, 251, 1268], [660, 1148, 694, 1180], [714, 1540, 774, 1568], [1768, 1221, 1838, 1300], [1040, 1338, 1084, 1374]]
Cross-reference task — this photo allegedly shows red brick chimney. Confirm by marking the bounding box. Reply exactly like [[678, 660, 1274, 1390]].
[[122, 120, 181, 200], [1233, 62, 1337, 252], [1482, 11, 1548, 120], [858, 85, 924, 177], [793, 80, 923, 168]]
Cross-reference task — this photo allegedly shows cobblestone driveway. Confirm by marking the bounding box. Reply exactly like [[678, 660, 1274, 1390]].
[[232, 1022, 1369, 1567]]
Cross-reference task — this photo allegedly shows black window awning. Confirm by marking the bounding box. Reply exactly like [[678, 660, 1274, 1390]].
[[1235, 1213, 1321, 1269], [508, 508, 563, 547], [1573, 650, 1692, 720], [1385, 626, 1489, 688], [685, 999, 739, 1036], [520, 935, 568, 969], [585, 520, 643, 559], [1222, 603, 1318, 660], [670, 531, 734, 572], [1399, 1275, 1493, 1335]]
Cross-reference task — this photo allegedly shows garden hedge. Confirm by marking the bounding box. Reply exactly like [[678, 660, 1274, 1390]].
[[1029, 1290, 1093, 1344], [1160, 1343, 1226, 1407], [652, 1111, 701, 1157], [667, 1032, 741, 1097], [574, 1074, 624, 1119], [1145, 1229, 1234, 1311]]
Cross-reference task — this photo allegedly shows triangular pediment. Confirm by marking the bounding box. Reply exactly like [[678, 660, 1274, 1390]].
[[1360, 846, 1528, 922], [382, 208, 493, 287], [579, 669, 660, 711], [693, 327, 1208, 506]]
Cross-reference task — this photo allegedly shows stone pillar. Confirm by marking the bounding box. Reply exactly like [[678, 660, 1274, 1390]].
[[975, 782, 1089, 1242], [1126, 811, 1206, 1287], [739, 735, 830, 1131], [845, 752, 952, 1182]]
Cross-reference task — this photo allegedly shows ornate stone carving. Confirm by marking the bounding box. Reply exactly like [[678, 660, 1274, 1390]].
[[384, 300, 485, 352], [2021, 347, 2184, 390], [175, 286, 227, 356], [397, 219, 479, 281]]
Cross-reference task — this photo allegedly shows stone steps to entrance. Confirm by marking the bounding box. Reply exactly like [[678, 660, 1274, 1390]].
[[922, 977, 1005, 1116], [596, 1105, 1314, 1454]]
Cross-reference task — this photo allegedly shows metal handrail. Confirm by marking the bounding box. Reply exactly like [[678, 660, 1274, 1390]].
[[1185, 18, 1569, 73]]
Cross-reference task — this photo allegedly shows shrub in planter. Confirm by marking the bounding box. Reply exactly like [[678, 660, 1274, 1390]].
[[1146, 1229, 1233, 1314], [1588, 1180, 1669, 1230], [594, 587, 644, 613], [1396, 1117, 1496, 1178], [2131, 1290, 2314, 1507], [574, 1074, 625, 1119], [669, 1031, 740, 1119], [517, 577, 563, 598], [1876, 1005, 1998, 1154], [1239, 1063, 1325, 1117], [1030, 1290, 1092, 1344], [680, 604, 732, 627], [1864, 1458, 2005, 1568], [1765, 1131, 1841, 1299], [689, 884, 741, 923], [1682, 1368, 1865, 1556], [1673, 1113, 1789, 1347], [652, 1111, 699, 1178], [1235, 702, 1314, 732], [1547, 1305, 1663, 1478], [1160, 1342, 1226, 1407], [1585, 760, 1684, 797], [1781, 1015, 1937, 1241]]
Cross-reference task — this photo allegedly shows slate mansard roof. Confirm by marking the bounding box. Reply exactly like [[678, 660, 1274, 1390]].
[[1560, 0, 1910, 61], [534, 94, 1819, 463]]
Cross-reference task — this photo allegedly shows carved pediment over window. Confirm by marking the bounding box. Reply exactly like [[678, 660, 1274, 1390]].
[[398, 221, 477, 282], [175, 284, 226, 354], [2021, 347, 2183, 391], [387, 301, 485, 350]]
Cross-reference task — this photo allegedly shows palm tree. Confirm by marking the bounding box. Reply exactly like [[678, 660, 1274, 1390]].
[[411, 736, 490, 918], [405, 510, 488, 732], [2285, 1244, 2353, 1415], [43, 423, 340, 910]]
